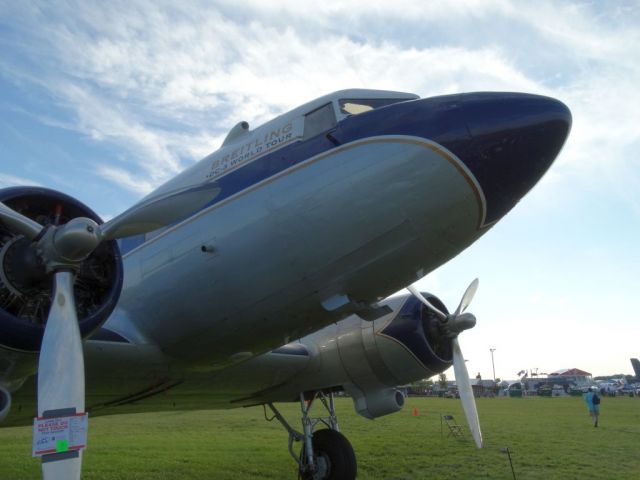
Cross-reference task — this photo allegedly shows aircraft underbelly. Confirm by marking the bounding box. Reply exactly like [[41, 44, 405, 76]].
[[116, 136, 482, 365]]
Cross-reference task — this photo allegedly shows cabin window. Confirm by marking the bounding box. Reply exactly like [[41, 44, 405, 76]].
[[303, 103, 336, 140], [338, 98, 407, 116]]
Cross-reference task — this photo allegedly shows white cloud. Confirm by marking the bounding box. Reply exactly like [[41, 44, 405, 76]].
[[1, 0, 638, 378], [1, 1, 638, 211], [0, 173, 42, 188], [96, 165, 155, 195], [0, 2, 531, 192]]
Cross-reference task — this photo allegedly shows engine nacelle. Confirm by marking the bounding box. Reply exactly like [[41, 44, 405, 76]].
[[0, 187, 123, 352], [283, 293, 453, 419], [372, 293, 453, 382]]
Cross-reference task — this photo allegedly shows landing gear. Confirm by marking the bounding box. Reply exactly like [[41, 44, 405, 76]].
[[265, 391, 357, 480], [301, 428, 357, 480]]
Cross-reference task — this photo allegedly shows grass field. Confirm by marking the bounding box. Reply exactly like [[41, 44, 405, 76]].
[[1, 396, 639, 479]]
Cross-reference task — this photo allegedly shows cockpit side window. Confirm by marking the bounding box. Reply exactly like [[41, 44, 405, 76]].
[[303, 103, 337, 140], [339, 98, 407, 116]]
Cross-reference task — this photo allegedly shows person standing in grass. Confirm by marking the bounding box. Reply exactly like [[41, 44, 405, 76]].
[[585, 386, 600, 427]]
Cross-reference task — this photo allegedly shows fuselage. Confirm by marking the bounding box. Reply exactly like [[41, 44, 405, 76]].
[[2, 89, 571, 420], [107, 89, 570, 364]]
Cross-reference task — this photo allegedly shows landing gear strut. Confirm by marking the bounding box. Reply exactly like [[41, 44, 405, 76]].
[[265, 391, 357, 480]]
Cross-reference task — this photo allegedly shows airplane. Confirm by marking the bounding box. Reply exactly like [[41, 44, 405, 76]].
[[631, 358, 640, 381], [0, 88, 571, 479]]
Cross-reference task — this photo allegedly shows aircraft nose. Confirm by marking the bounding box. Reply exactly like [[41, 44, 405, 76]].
[[459, 93, 572, 224]]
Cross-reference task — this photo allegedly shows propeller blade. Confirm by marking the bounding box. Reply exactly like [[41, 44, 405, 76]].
[[452, 337, 483, 448], [100, 182, 221, 240], [453, 278, 479, 317], [0, 201, 43, 240], [37, 271, 85, 480], [406, 285, 447, 321]]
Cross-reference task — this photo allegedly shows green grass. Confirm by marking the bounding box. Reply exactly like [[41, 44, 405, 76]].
[[1, 396, 639, 479]]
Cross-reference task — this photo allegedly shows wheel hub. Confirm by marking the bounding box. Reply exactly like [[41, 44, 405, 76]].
[[313, 453, 330, 479]]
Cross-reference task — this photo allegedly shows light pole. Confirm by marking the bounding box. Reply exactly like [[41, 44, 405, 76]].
[[490, 348, 496, 382]]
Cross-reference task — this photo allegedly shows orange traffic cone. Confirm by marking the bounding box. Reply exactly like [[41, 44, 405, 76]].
[[412, 407, 419, 417]]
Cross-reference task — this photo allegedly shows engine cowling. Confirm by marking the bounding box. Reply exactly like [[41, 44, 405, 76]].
[[0, 187, 123, 352], [375, 292, 453, 379], [335, 293, 453, 418], [273, 293, 454, 419]]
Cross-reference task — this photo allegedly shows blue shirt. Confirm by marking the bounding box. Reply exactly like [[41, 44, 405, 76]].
[[585, 391, 599, 411]]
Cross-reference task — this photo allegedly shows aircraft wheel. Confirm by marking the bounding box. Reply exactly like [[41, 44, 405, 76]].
[[301, 429, 357, 480]]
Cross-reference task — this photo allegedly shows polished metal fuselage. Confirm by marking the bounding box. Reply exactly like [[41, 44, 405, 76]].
[[3, 89, 571, 421], [117, 136, 482, 364]]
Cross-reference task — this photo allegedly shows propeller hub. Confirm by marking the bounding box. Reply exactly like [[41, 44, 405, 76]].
[[446, 312, 476, 337], [35, 217, 101, 272], [52, 217, 101, 262]]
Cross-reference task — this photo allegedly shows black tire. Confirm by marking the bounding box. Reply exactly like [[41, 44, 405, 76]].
[[301, 429, 357, 480]]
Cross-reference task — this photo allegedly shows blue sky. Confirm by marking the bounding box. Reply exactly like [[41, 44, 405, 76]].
[[1, 1, 639, 379]]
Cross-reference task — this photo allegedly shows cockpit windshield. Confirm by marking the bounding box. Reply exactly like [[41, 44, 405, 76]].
[[338, 98, 408, 116]]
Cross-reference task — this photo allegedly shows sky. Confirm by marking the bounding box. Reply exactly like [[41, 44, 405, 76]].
[[0, 1, 639, 380]]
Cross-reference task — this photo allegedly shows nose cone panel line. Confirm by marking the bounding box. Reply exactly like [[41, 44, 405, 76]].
[[336, 92, 572, 227]]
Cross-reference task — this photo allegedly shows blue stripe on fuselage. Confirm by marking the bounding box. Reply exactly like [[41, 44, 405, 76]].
[[119, 132, 337, 254], [118, 93, 570, 255], [118, 97, 469, 255]]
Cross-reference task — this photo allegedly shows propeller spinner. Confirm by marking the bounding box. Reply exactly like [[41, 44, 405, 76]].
[[407, 279, 483, 448]]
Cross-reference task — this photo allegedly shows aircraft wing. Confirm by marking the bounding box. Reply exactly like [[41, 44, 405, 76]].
[[4, 292, 459, 424]]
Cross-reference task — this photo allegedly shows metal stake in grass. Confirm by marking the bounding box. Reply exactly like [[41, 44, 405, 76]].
[[500, 447, 517, 480]]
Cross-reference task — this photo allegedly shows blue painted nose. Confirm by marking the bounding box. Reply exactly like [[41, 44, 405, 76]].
[[332, 91, 571, 226], [458, 93, 572, 224]]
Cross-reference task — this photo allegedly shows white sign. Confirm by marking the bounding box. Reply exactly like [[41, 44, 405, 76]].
[[32, 413, 88, 457]]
